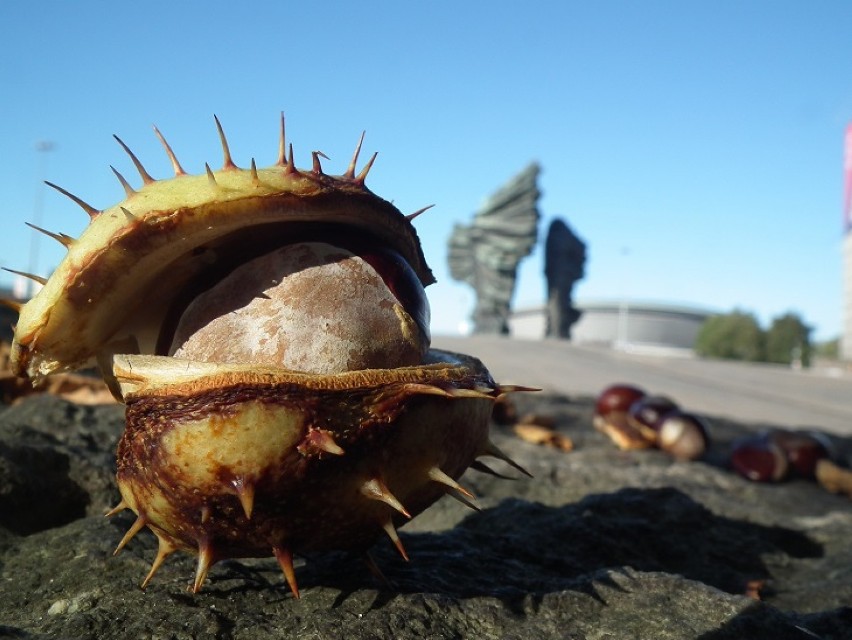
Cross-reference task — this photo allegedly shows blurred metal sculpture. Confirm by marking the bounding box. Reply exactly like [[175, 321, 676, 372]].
[[544, 218, 586, 339], [448, 163, 541, 334]]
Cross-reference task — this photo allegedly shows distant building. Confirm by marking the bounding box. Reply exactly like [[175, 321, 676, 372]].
[[509, 300, 715, 353]]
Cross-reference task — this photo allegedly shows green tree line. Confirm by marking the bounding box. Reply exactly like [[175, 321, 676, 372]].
[[695, 310, 815, 367]]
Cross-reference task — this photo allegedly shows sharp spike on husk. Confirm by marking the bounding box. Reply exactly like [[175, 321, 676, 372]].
[[282, 144, 297, 175], [250, 158, 260, 186], [120, 207, 135, 220], [272, 546, 300, 598], [2, 268, 47, 286], [469, 459, 517, 480], [152, 125, 187, 176], [25, 222, 74, 248], [113, 135, 155, 185], [359, 477, 411, 518], [232, 477, 255, 519], [276, 112, 287, 166], [114, 514, 147, 555], [482, 441, 533, 478], [110, 165, 136, 197], [0, 298, 23, 313], [213, 115, 237, 170], [141, 535, 177, 590], [406, 204, 435, 221], [381, 519, 409, 561], [497, 384, 541, 395], [301, 428, 345, 456], [445, 387, 495, 400], [192, 539, 215, 593], [355, 151, 378, 184], [311, 150, 329, 174], [45, 181, 100, 218], [427, 466, 475, 499], [444, 489, 481, 512], [402, 382, 453, 398], [205, 163, 218, 187], [200, 505, 211, 524], [104, 500, 128, 517], [345, 131, 366, 178]]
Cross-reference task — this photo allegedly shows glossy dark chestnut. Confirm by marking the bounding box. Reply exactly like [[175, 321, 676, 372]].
[[767, 430, 830, 479], [627, 395, 679, 441], [594, 384, 646, 420], [730, 434, 789, 482], [657, 411, 710, 460]]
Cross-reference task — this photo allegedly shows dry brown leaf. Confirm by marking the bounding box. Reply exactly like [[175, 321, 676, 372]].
[[513, 423, 574, 452], [517, 413, 556, 429], [594, 414, 655, 451], [816, 459, 852, 498], [744, 579, 765, 600], [2, 342, 115, 405]]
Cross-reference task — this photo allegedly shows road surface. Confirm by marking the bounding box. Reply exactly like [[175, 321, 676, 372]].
[[433, 335, 852, 436]]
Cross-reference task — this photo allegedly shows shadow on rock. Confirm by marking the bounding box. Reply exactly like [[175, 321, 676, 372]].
[[297, 487, 822, 605], [0, 426, 89, 534]]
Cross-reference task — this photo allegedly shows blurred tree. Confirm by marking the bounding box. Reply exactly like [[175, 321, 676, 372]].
[[765, 312, 811, 367], [695, 310, 765, 362], [815, 338, 840, 360]]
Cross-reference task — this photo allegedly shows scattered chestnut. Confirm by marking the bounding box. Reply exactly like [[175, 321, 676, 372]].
[[594, 384, 646, 430], [656, 411, 709, 461], [730, 434, 789, 482], [767, 430, 831, 479], [627, 395, 679, 441], [593, 383, 713, 459]]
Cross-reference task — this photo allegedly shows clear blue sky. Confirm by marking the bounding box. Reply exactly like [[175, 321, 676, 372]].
[[2, 1, 850, 341]]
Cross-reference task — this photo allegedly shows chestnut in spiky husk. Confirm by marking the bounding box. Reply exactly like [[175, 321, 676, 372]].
[[4, 115, 532, 597]]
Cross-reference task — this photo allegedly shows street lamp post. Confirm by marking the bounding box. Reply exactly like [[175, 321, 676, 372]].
[[616, 247, 630, 350]]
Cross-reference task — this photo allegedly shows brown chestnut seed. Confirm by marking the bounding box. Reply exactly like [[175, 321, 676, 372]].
[[593, 383, 646, 434], [767, 430, 830, 479], [170, 242, 428, 374], [595, 384, 646, 418], [657, 411, 709, 461], [730, 435, 789, 482], [627, 395, 679, 443]]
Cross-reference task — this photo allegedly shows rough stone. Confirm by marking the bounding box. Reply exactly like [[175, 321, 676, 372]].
[[0, 390, 851, 639]]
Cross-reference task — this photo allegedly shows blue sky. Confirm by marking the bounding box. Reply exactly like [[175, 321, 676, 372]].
[[2, 1, 851, 340]]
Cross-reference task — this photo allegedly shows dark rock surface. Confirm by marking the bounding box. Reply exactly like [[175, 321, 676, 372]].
[[1, 391, 851, 639]]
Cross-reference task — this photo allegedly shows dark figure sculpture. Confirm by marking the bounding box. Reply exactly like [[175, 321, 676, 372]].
[[448, 164, 541, 334], [544, 219, 586, 339]]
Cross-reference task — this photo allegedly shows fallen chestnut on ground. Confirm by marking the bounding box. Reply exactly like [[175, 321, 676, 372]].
[[656, 411, 710, 461], [731, 429, 831, 483], [593, 384, 709, 460], [627, 395, 679, 442]]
